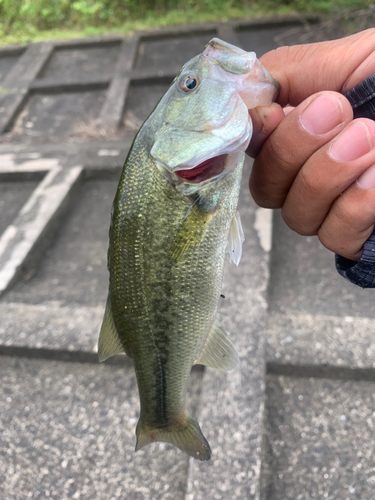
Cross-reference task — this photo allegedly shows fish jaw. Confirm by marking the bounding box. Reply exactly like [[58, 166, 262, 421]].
[[150, 95, 252, 174]]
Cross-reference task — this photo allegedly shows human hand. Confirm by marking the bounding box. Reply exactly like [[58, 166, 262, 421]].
[[248, 28, 375, 261]]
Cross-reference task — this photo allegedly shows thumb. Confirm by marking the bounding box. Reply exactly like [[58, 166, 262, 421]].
[[260, 28, 375, 107]]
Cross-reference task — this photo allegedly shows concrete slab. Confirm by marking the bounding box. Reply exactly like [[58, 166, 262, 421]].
[[123, 80, 172, 130], [0, 52, 23, 84], [4, 178, 115, 306], [0, 164, 82, 295], [265, 210, 375, 373], [11, 90, 107, 140], [261, 374, 375, 500], [0, 180, 38, 235], [1, 43, 53, 91], [0, 16, 320, 143], [0, 356, 203, 499], [134, 31, 216, 71], [0, 141, 131, 171], [268, 210, 375, 319], [37, 42, 121, 82], [0, 301, 103, 357], [0, 43, 54, 134], [266, 312, 375, 371]]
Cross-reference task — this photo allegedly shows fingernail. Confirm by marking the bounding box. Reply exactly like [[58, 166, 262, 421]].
[[300, 94, 343, 135], [330, 122, 372, 162], [357, 163, 375, 190]]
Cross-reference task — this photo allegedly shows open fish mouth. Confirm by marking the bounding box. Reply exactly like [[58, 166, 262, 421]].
[[175, 154, 228, 183]]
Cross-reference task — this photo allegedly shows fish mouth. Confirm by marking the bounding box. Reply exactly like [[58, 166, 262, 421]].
[[175, 154, 228, 183]]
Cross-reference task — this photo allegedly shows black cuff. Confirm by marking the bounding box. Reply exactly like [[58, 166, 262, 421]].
[[336, 230, 375, 288], [345, 72, 375, 120], [335, 73, 375, 287]]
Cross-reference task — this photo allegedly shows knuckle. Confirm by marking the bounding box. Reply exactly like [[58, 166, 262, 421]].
[[250, 186, 282, 209], [333, 199, 372, 234], [333, 201, 355, 227], [318, 199, 375, 258], [281, 207, 315, 236], [317, 228, 336, 253], [265, 130, 298, 172], [250, 160, 286, 209], [298, 166, 323, 198]]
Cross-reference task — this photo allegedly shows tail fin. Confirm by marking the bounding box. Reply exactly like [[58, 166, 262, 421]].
[[135, 414, 211, 461]]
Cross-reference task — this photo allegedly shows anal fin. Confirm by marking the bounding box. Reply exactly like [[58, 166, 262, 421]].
[[98, 297, 127, 362], [194, 316, 239, 371]]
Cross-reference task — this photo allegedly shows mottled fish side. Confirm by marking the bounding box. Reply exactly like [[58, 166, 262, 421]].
[[100, 129, 243, 459], [98, 37, 279, 460]]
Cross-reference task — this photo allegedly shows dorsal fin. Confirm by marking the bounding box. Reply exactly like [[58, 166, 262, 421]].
[[194, 316, 239, 371], [226, 210, 244, 266], [98, 297, 126, 362]]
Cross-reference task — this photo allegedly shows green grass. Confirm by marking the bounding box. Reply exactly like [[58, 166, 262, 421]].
[[0, 0, 372, 46]]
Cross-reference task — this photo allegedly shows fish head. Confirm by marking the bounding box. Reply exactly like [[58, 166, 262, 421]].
[[148, 38, 279, 187]]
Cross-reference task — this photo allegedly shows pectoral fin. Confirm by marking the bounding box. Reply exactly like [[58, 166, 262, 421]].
[[195, 317, 239, 371], [98, 297, 128, 361], [226, 210, 244, 266], [171, 202, 213, 263]]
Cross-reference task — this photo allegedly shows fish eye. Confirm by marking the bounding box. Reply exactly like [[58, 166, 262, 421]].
[[180, 75, 199, 93]]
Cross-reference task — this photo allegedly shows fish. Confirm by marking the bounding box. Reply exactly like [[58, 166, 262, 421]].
[[98, 38, 279, 461]]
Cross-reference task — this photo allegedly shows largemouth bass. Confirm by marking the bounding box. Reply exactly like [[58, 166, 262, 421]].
[[98, 38, 279, 461]]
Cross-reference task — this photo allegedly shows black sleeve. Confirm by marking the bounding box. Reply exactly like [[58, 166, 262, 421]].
[[335, 72, 375, 288]]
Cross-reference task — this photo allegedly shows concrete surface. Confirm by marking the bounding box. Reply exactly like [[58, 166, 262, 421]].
[[0, 180, 38, 235], [0, 356, 202, 500], [269, 211, 375, 319], [261, 375, 375, 500], [0, 14, 374, 500], [37, 42, 121, 82]]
